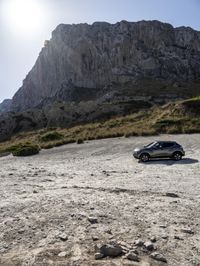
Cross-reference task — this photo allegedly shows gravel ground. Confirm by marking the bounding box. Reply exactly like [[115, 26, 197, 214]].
[[0, 134, 200, 266]]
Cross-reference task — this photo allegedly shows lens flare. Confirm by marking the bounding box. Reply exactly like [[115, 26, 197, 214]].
[[1, 0, 45, 36]]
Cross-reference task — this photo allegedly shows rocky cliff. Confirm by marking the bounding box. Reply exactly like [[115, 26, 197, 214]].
[[10, 20, 200, 111], [1, 20, 200, 140], [0, 99, 12, 113]]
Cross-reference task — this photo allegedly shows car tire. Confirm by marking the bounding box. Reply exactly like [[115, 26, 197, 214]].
[[139, 153, 150, 162], [173, 152, 182, 161]]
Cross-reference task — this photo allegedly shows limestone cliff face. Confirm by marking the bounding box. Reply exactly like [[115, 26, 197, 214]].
[[11, 20, 200, 111], [0, 99, 12, 113], [1, 20, 200, 141]]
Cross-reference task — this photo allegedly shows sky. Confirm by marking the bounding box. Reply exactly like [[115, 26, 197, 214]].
[[0, 0, 200, 103]]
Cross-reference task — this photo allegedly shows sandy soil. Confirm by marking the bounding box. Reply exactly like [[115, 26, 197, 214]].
[[0, 134, 200, 266]]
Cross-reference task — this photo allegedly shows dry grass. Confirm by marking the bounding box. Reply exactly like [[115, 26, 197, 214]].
[[0, 97, 200, 154]]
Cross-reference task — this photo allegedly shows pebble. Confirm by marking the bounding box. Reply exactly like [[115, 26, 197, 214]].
[[135, 239, 144, 246], [159, 225, 167, 228], [181, 228, 194, 234], [95, 252, 104, 260], [58, 251, 67, 257], [150, 252, 167, 263], [88, 217, 98, 224], [18, 229, 25, 234], [150, 236, 157, 243], [92, 236, 99, 241], [99, 242, 123, 258], [105, 229, 112, 235], [59, 233, 68, 241], [166, 192, 179, 198], [174, 235, 184, 240], [144, 241, 154, 251], [126, 251, 140, 262]]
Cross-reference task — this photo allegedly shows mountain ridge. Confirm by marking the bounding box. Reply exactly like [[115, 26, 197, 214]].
[[0, 20, 200, 141], [5, 20, 200, 111]]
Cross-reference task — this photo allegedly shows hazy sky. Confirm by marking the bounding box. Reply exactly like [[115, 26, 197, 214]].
[[0, 0, 199, 103]]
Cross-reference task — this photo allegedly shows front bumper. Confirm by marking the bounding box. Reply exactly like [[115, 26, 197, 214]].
[[133, 152, 140, 159]]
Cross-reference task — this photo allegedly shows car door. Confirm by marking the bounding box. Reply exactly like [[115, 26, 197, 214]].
[[162, 142, 175, 157], [151, 142, 166, 158]]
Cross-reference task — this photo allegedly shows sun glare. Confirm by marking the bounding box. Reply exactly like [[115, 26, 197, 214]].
[[1, 0, 45, 36]]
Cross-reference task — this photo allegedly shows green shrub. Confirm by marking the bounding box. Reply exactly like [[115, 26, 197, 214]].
[[10, 143, 40, 157], [155, 119, 183, 126], [76, 139, 84, 144], [40, 131, 64, 142]]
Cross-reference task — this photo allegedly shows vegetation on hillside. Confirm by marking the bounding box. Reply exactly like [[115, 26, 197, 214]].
[[40, 131, 64, 142], [8, 143, 40, 157], [0, 97, 199, 155]]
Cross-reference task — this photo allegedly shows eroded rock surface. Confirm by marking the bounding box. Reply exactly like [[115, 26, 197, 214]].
[[1, 20, 200, 140], [11, 20, 200, 111]]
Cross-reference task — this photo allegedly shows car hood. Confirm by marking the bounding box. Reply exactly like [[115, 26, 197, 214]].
[[134, 147, 145, 152]]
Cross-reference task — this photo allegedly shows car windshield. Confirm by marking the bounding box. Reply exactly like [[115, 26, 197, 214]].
[[144, 142, 156, 148]]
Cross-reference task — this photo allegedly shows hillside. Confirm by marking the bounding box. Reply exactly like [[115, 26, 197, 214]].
[[0, 97, 199, 154]]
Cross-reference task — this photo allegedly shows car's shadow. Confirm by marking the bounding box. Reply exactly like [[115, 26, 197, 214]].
[[142, 158, 199, 165]]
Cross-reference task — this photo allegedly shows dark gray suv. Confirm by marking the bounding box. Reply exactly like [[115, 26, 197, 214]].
[[133, 141, 185, 162]]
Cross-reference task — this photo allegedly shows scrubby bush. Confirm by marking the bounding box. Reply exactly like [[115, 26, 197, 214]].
[[76, 139, 84, 144], [40, 131, 64, 142], [10, 143, 40, 156]]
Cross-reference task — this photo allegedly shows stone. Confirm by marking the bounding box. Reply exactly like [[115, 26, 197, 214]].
[[144, 241, 154, 251], [95, 252, 104, 260], [88, 216, 98, 224], [105, 229, 112, 235], [165, 192, 179, 198], [99, 242, 123, 258], [58, 251, 67, 257], [150, 236, 157, 243], [126, 251, 140, 262], [59, 233, 68, 241], [181, 228, 194, 234], [174, 235, 184, 240], [18, 229, 25, 234], [159, 225, 167, 228], [150, 252, 167, 263], [92, 236, 99, 241], [135, 239, 144, 246]]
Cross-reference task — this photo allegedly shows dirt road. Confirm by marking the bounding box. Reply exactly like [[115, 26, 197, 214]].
[[0, 134, 200, 265]]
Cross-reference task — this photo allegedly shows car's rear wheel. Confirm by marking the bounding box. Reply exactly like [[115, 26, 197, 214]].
[[173, 152, 182, 161], [139, 153, 150, 162]]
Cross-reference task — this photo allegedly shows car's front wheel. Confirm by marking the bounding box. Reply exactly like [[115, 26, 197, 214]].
[[139, 153, 150, 162], [173, 152, 182, 161]]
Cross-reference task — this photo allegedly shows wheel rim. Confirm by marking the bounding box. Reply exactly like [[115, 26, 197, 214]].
[[174, 153, 181, 160], [141, 154, 149, 162]]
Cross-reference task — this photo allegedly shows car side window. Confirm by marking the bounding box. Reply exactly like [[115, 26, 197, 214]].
[[162, 142, 174, 148], [155, 143, 162, 148]]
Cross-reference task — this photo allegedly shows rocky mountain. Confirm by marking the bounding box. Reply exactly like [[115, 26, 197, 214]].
[[10, 20, 200, 111], [0, 20, 200, 140], [0, 99, 12, 113]]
